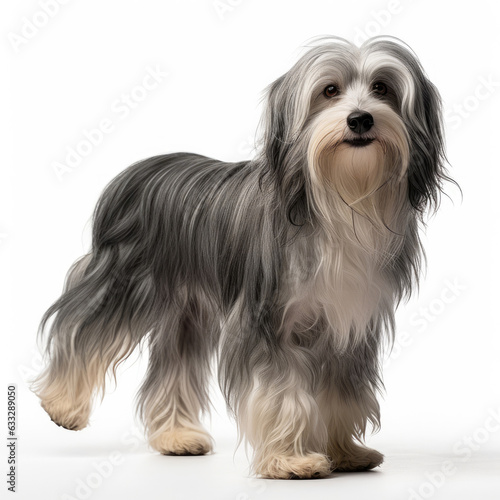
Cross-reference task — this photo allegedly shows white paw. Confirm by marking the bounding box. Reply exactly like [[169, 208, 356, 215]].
[[150, 427, 213, 455], [257, 453, 332, 479], [41, 397, 91, 431]]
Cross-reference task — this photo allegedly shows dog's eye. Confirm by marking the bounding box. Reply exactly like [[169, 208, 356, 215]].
[[323, 84, 339, 98], [372, 82, 387, 95]]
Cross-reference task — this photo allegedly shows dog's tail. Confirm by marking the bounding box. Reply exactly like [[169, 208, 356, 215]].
[[33, 157, 169, 430]]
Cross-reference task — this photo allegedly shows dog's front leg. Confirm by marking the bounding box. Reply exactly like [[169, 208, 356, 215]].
[[317, 337, 385, 472], [221, 323, 331, 479], [242, 355, 331, 478]]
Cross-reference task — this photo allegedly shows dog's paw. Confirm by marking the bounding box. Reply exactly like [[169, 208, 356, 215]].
[[257, 453, 331, 479], [331, 447, 383, 472], [41, 397, 91, 431], [151, 427, 213, 456]]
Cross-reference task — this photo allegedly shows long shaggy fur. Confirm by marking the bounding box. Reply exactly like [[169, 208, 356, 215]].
[[33, 36, 451, 478]]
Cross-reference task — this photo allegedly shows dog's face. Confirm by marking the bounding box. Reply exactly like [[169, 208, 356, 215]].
[[262, 37, 446, 226], [307, 43, 412, 210]]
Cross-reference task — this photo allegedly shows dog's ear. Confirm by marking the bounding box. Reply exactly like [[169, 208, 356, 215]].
[[260, 72, 311, 225], [262, 73, 307, 173], [400, 56, 451, 215], [363, 38, 456, 214]]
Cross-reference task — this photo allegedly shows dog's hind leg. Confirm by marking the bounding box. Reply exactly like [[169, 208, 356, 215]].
[[138, 295, 216, 455], [33, 246, 158, 431]]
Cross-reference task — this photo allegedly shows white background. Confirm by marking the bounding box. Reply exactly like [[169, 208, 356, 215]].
[[2, 0, 500, 499]]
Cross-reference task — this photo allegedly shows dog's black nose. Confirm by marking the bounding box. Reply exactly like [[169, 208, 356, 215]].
[[347, 112, 374, 134]]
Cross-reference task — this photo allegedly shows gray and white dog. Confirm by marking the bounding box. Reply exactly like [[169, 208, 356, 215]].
[[34, 36, 451, 479]]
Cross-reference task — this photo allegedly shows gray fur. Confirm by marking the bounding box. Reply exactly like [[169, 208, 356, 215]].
[[33, 36, 451, 477]]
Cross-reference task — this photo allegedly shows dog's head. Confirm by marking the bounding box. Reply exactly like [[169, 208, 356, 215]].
[[260, 36, 448, 230]]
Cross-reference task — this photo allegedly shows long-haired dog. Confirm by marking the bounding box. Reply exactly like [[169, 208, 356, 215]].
[[34, 36, 451, 479]]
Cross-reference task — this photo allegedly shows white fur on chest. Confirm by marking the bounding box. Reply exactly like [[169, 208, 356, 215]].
[[283, 226, 396, 350]]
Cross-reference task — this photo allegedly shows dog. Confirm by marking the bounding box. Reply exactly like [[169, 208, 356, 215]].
[[34, 36, 451, 479]]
